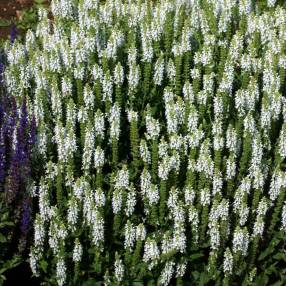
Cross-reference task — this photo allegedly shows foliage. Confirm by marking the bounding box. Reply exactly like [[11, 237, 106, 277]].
[[2, 0, 286, 285]]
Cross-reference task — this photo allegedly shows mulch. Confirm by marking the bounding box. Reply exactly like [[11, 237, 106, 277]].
[[0, 0, 33, 39]]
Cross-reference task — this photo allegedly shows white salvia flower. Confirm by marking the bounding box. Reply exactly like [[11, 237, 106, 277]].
[[226, 155, 236, 179], [101, 72, 113, 103], [167, 59, 176, 82], [94, 109, 105, 139], [112, 189, 122, 214], [223, 248, 233, 274], [239, 0, 251, 15], [145, 111, 160, 140], [136, 223, 146, 241], [196, 140, 214, 178], [278, 124, 286, 159], [142, 37, 153, 62], [128, 64, 140, 91], [213, 95, 224, 118], [94, 188, 106, 208], [226, 125, 238, 153], [140, 168, 152, 196], [158, 138, 169, 158], [146, 184, 160, 205], [126, 186, 136, 216], [56, 257, 66, 286], [281, 202, 286, 231], [83, 188, 94, 225], [92, 64, 103, 81], [200, 188, 211, 206], [209, 222, 220, 250], [188, 105, 199, 132], [267, 0, 276, 7], [83, 84, 94, 108], [124, 221, 135, 249], [114, 253, 124, 283], [114, 62, 124, 85], [29, 248, 40, 277], [39, 180, 50, 222], [154, 56, 165, 85], [159, 261, 175, 286], [140, 139, 151, 164], [188, 206, 199, 243], [74, 65, 85, 80], [252, 216, 265, 237], [176, 261, 187, 278], [73, 177, 88, 200], [82, 123, 94, 172], [183, 81, 195, 103], [238, 202, 249, 226], [66, 99, 77, 128], [127, 46, 137, 64], [158, 156, 172, 180], [48, 217, 68, 254], [94, 146, 105, 169], [184, 187, 195, 205], [61, 76, 72, 96], [257, 197, 268, 216], [67, 197, 79, 230], [212, 171, 223, 196], [233, 227, 249, 256], [143, 238, 160, 270], [34, 214, 45, 250], [109, 103, 121, 141], [162, 233, 173, 254], [77, 106, 88, 124], [127, 109, 138, 123], [91, 209, 104, 246], [173, 226, 186, 253], [269, 170, 286, 201], [114, 165, 129, 190], [167, 188, 179, 209], [165, 97, 185, 134], [73, 239, 83, 263]]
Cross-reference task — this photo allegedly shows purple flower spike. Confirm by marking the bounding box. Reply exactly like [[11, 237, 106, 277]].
[[10, 24, 18, 44]]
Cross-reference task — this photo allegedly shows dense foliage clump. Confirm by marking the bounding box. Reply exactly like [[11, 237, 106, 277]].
[[2, 0, 286, 285]]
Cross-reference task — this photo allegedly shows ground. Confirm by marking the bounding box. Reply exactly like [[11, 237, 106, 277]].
[[0, 0, 34, 39]]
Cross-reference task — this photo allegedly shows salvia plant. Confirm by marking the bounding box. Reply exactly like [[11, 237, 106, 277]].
[[0, 56, 36, 283], [2, 0, 286, 285]]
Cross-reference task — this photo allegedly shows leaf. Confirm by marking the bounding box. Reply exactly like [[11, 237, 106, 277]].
[[0, 19, 11, 27], [0, 234, 7, 243], [188, 253, 204, 262], [132, 281, 144, 286], [258, 245, 275, 261], [82, 280, 103, 286], [265, 262, 278, 275], [39, 260, 48, 273], [270, 281, 284, 286], [273, 253, 286, 262]]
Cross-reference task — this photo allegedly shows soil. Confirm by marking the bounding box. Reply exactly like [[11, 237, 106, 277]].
[[0, 0, 33, 39]]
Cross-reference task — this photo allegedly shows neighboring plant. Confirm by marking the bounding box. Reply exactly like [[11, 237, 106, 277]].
[[0, 44, 36, 282], [16, 0, 49, 32], [3, 0, 286, 285]]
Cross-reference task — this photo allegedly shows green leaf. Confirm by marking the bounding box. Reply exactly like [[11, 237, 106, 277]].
[[82, 279, 103, 286], [273, 253, 286, 262], [270, 281, 284, 286], [258, 245, 275, 261], [0, 234, 7, 243], [39, 260, 48, 273], [0, 19, 11, 27], [132, 281, 144, 286], [188, 253, 204, 262]]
